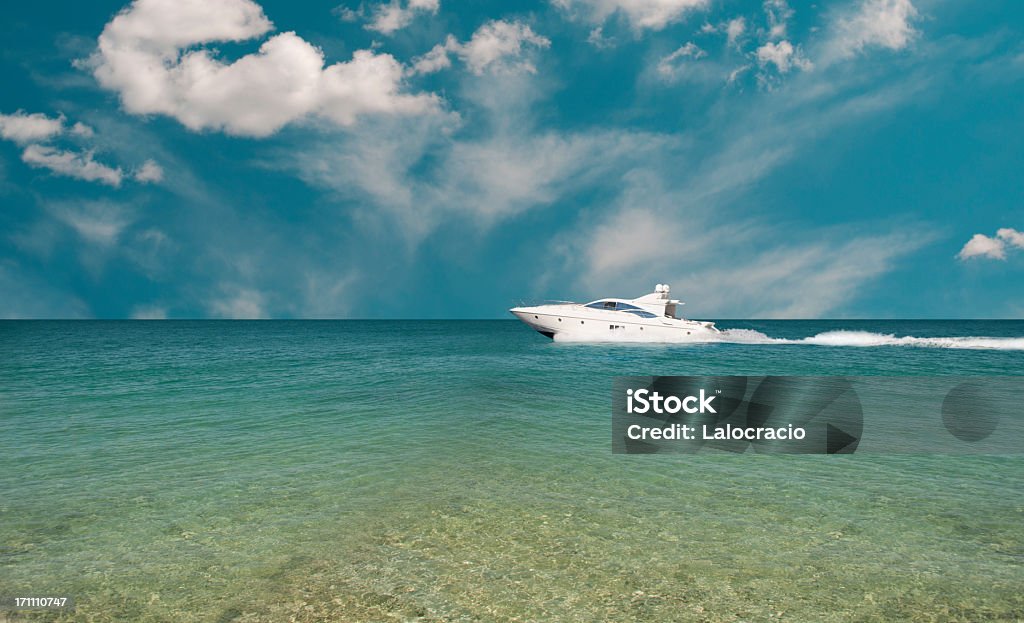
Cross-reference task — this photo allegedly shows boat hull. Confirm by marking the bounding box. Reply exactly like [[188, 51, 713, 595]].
[[510, 305, 719, 343]]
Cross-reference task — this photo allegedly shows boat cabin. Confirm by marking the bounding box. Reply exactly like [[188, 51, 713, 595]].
[[583, 299, 677, 319], [583, 285, 682, 320]]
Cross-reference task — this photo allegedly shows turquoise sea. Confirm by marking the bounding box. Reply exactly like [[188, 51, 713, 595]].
[[1, 320, 1023, 622]]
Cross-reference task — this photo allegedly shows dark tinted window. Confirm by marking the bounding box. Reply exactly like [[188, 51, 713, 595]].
[[625, 310, 657, 318], [586, 301, 647, 312]]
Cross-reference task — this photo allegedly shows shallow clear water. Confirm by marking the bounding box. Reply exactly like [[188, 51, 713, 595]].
[[1, 320, 1022, 622]]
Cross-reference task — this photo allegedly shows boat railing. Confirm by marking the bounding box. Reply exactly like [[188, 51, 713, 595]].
[[514, 299, 577, 307]]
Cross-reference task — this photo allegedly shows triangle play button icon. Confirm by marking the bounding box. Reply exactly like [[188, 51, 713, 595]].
[[826, 423, 858, 454]]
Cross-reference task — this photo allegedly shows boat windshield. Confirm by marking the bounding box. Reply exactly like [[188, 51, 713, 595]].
[[585, 300, 645, 312]]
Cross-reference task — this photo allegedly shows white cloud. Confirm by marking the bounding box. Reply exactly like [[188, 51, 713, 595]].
[[21, 144, 124, 187], [726, 17, 746, 48], [832, 0, 919, 59], [209, 287, 268, 319], [412, 20, 550, 76], [957, 228, 1024, 260], [99, 0, 273, 51], [0, 111, 65, 144], [756, 40, 812, 74], [957, 234, 1004, 260], [460, 21, 550, 74], [87, 0, 440, 137], [0, 109, 167, 187], [727, 64, 751, 84], [763, 0, 792, 39], [587, 26, 615, 48], [457, 20, 551, 76], [657, 42, 707, 79], [411, 36, 456, 74], [334, 5, 362, 22], [552, 0, 708, 32], [366, 0, 439, 35], [997, 227, 1024, 249], [134, 159, 164, 183], [70, 122, 95, 138]]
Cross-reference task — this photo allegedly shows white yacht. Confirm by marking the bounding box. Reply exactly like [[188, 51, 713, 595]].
[[510, 284, 720, 342]]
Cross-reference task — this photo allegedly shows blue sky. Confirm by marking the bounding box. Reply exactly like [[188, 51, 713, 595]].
[[1, 0, 1022, 318]]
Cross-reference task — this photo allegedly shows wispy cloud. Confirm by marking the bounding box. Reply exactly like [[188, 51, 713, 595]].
[[1, 108, 160, 186], [562, 176, 935, 317], [21, 145, 124, 186], [543, 36, 942, 316], [70, 122, 94, 138], [4, 0, 1014, 319], [683, 229, 933, 318], [656, 42, 707, 80], [413, 20, 551, 76], [288, 76, 666, 244], [365, 0, 439, 35], [726, 16, 746, 48], [0, 261, 90, 319], [763, 0, 793, 39], [133, 159, 164, 183], [552, 0, 708, 32], [756, 40, 812, 74], [48, 200, 133, 246], [208, 286, 268, 319], [295, 271, 359, 318]]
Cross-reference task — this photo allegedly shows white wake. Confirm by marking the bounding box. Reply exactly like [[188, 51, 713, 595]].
[[716, 328, 1024, 350], [556, 328, 1024, 350], [791, 330, 1024, 350]]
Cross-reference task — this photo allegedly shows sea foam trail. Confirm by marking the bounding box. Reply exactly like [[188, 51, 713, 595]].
[[793, 330, 1024, 350], [714, 329, 1024, 349], [557, 329, 1024, 350]]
